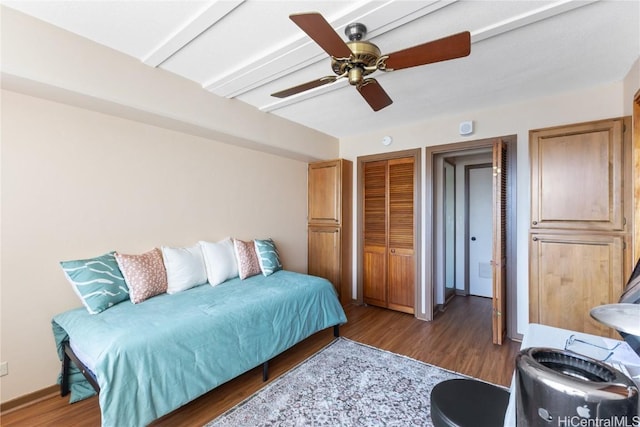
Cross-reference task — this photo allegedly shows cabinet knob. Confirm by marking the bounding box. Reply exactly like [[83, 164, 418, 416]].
[[532, 221, 538, 225], [532, 236, 538, 241], [390, 248, 396, 253]]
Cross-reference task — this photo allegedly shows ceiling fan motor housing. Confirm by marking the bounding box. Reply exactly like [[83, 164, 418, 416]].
[[331, 40, 381, 85]]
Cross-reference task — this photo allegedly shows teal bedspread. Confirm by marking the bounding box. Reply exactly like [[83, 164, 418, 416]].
[[52, 270, 347, 427]]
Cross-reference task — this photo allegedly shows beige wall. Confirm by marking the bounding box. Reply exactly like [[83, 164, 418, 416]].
[[0, 89, 309, 402], [0, 6, 342, 403], [0, 5, 339, 163], [624, 58, 640, 116]]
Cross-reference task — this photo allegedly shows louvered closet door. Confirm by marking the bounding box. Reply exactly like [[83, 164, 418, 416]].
[[492, 139, 507, 344], [362, 157, 416, 313], [387, 157, 415, 314], [363, 161, 388, 307]]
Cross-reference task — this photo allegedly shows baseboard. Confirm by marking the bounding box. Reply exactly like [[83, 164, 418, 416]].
[[0, 384, 59, 414]]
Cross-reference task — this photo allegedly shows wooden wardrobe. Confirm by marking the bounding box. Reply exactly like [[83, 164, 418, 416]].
[[529, 117, 632, 338], [307, 159, 352, 304], [360, 149, 419, 314]]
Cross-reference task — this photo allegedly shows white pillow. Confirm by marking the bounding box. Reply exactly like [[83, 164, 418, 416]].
[[200, 238, 239, 286], [161, 244, 207, 294]]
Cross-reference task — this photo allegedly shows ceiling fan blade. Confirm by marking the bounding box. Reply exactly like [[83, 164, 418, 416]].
[[289, 13, 352, 58], [271, 76, 339, 98], [383, 31, 471, 71], [357, 79, 393, 111]]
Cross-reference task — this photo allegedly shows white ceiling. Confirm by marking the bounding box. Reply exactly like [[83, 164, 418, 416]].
[[2, 0, 639, 138]]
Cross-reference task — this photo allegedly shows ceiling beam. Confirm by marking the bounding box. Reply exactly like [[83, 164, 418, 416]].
[[143, 0, 245, 67], [470, 0, 598, 43], [204, 0, 455, 98]]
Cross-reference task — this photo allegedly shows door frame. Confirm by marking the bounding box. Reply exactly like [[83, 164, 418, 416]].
[[356, 148, 421, 307], [424, 136, 518, 340], [442, 159, 457, 302], [634, 89, 640, 262]]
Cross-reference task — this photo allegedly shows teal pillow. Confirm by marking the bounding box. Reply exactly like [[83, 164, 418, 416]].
[[254, 239, 283, 276], [60, 252, 129, 314]]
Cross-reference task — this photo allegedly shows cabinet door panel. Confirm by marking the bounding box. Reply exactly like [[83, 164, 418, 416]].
[[529, 233, 625, 337], [363, 245, 387, 307], [308, 226, 341, 296], [388, 248, 415, 314], [530, 119, 624, 231], [308, 161, 341, 224]]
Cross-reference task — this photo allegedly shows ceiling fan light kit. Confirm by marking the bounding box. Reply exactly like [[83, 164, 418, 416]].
[[271, 12, 471, 112]]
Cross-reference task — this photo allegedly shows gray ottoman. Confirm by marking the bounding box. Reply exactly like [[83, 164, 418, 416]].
[[430, 378, 510, 427]]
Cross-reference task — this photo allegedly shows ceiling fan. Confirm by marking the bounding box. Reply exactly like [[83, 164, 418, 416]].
[[271, 12, 471, 111]]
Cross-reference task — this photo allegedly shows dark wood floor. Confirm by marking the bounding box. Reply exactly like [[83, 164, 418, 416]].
[[2, 296, 521, 426]]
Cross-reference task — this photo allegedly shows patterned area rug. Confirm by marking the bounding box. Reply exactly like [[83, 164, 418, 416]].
[[205, 337, 468, 426]]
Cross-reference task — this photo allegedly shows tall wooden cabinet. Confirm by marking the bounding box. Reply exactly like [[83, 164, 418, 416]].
[[529, 117, 632, 337], [362, 154, 417, 314], [307, 159, 352, 304]]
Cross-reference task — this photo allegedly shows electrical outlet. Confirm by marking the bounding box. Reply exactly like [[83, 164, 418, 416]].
[[0, 361, 8, 377]]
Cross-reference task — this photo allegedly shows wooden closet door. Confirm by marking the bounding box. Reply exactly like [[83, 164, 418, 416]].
[[492, 139, 508, 344], [307, 159, 352, 303], [362, 156, 416, 313], [363, 161, 388, 307], [528, 117, 631, 338], [387, 157, 415, 314]]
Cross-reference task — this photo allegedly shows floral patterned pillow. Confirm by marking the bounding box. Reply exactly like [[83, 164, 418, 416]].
[[115, 248, 167, 304], [233, 239, 261, 280]]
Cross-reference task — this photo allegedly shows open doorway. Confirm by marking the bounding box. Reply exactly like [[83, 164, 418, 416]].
[[466, 162, 493, 298], [439, 154, 493, 302], [424, 136, 517, 342]]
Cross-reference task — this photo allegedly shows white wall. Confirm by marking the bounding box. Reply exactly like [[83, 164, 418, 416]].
[[0, 90, 310, 402], [340, 79, 631, 336]]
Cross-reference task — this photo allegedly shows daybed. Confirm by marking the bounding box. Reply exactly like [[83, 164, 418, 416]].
[[53, 269, 347, 427]]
